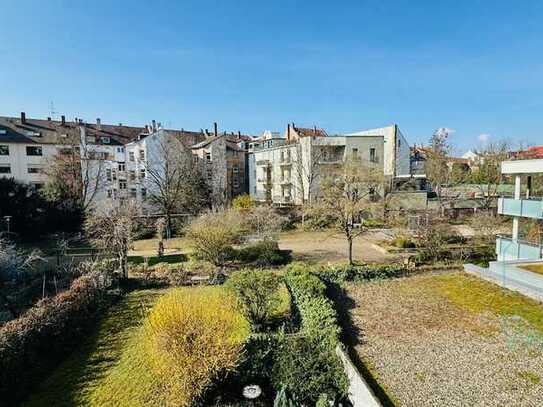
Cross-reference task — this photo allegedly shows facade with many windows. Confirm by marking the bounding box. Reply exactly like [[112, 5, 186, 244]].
[[248, 124, 410, 205]]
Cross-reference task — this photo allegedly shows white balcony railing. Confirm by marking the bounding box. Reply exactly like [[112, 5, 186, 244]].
[[496, 235, 543, 261], [498, 197, 543, 219]]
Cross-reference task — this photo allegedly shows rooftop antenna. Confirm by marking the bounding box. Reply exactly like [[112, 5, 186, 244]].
[[49, 101, 58, 120]]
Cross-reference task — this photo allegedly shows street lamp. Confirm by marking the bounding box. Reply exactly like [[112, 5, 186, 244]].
[[3, 215, 12, 235]]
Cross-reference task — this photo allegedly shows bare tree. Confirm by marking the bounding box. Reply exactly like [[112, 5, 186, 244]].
[[84, 203, 139, 278], [43, 133, 106, 212], [292, 140, 326, 224], [144, 134, 209, 236], [425, 128, 451, 208], [315, 159, 384, 265], [471, 141, 510, 210]]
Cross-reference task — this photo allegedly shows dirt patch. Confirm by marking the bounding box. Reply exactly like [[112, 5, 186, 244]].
[[277, 230, 399, 264]]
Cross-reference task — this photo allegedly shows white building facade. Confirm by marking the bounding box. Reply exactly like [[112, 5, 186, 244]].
[[249, 124, 410, 205]]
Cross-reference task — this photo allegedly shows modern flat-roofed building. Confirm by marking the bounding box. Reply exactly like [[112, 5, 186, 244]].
[[248, 123, 411, 205], [496, 158, 543, 261]]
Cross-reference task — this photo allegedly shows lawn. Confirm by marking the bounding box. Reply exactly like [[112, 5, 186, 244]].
[[343, 272, 543, 406], [23, 289, 165, 407]]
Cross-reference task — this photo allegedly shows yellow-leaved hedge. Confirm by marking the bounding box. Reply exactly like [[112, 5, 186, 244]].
[[143, 287, 250, 406]]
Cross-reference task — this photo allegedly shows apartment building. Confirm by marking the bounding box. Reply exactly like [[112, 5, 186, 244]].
[[0, 113, 207, 209], [191, 132, 249, 205], [248, 124, 410, 205], [496, 158, 543, 261]]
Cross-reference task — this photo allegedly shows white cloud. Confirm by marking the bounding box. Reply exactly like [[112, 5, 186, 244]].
[[478, 133, 491, 143]]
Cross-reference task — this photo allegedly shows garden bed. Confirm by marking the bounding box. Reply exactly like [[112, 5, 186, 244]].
[[342, 272, 543, 406]]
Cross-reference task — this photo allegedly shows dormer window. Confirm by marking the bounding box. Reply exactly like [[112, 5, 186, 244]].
[[0, 129, 7, 135], [27, 131, 41, 137], [102, 137, 111, 144]]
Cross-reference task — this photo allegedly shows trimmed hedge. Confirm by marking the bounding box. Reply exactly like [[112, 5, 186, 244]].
[[0, 267, 115, 406], [284, 264, 340, 346], [316, 263, 408, 284], [280, 263, 348, 403]]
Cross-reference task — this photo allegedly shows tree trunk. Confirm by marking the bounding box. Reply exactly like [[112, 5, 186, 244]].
[[348, 236, 354, 266]]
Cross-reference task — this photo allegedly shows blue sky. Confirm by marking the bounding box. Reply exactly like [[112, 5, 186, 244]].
[[1, 0, 543, 152]]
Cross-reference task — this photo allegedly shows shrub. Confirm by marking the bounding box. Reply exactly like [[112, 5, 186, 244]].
[[316, 263, 408, 284], [391, 236, 416, 248], [232, 194, 255, 210], [226, 270, 283, 329], [0, 261, 115, 405], [187, 210, 244, 265], [234, 239, 291, 266], [246, 205, 287, 239], [272, 335, 347, 405], [143, 287, 250, 407], [281, 263, 348, 403]]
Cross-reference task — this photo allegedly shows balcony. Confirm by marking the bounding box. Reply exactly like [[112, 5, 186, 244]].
[[498, 197, 543, 219], [496, 235, 543, 261]]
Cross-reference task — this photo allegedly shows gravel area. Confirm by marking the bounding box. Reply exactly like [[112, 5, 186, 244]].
[[346, 272, 543, 406]]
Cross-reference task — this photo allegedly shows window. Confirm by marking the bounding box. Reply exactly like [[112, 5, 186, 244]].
[[86, 136, 96, 143], [117, 147, 124, 153], [106, 168, 112, 181], [118, 163, 126, 172], [233, 165, 239, 174], [26, 146, 42, 156], [101, 137, 111, 144], [0, 165, 10, 174], [129, 170, 136, 181], [233, 179, 240, 188], [119, 180, 127, 190], [0, 145, 8, 155], [130, 188, 137, 198], [107, 189, 113, 198], [370, 148, 376, 163], [139, 168, 146, 179], [27, 165, 42, 174], [129, 151, 135, 161], [352, 148, 358, 159], [141, 188, 147, 199], [205, 152, 211, 162], [112, 170, 117, 181], [139, 150, 145, 160]]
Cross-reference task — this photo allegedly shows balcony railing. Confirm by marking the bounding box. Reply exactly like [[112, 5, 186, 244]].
[[496, 235, 543, 261], [497, 197, 543, 219]]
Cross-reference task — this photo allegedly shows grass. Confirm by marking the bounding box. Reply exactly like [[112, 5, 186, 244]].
[[411, 273, 543, 334], [128, 253, 187, 266], [132, 237, 189, 252], [520, 263, 543, 276], [23, 289, 165, 407]]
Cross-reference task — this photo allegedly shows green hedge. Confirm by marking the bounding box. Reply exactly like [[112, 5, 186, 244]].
[[315, 263, 408, 284], [280, 263, 348, 404], [231, 239, 292, 267], [0, 265, 116, 406], [284, 264, 340, 346]]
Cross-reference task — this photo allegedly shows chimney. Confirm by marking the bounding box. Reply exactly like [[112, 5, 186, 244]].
[[287, 123, 291, 140], [238, 131, 241, 138], [314, 125, 317, 135], [20, 112, 26, 124], [61, 115, 66, 126], [205, 129, 210, 136], [152, 120, 156, 132], [214, 122, 218, 137], [47, 117, 51, 121], [96, 118, 102, 130]]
